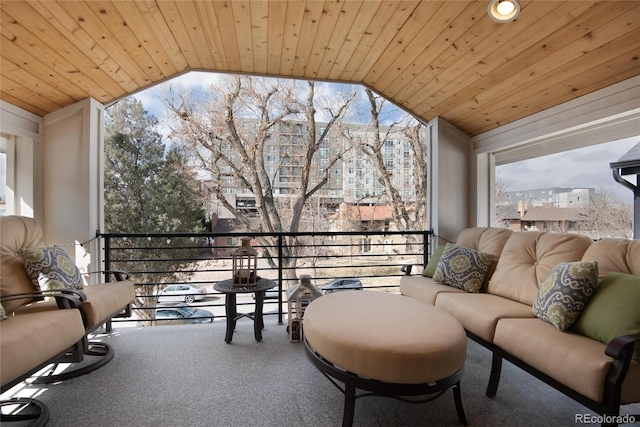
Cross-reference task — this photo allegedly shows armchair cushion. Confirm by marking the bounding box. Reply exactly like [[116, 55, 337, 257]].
[[18, 247, 84, 292]]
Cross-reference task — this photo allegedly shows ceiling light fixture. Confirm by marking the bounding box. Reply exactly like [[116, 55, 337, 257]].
[[488, 0, 521, 23]]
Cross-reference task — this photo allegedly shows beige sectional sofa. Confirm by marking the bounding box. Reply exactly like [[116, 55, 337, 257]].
[[401, 227, 640, 423]]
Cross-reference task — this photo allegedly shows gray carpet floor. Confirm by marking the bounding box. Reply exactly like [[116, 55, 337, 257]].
[[8, 316, 640, 427]]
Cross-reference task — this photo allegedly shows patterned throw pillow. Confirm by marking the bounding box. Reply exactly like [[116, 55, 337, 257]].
[[532, 261, 598, 331], [0, 302, 6, 321], [432, 243, 496, 293], [18, 246, 84, 292]]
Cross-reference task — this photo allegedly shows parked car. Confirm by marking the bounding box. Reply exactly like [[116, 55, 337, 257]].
[[157, 284, 207, 303], [321, 278, 363, 294], [155, 303, 214, 325]]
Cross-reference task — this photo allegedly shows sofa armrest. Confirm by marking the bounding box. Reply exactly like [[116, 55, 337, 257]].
[[401, 264, 413, 276], [605, 332, 640, 361], [1, 291, 83, 310]]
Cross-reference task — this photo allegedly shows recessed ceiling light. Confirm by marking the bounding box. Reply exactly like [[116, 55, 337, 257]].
[[488, 0, 521, 23]]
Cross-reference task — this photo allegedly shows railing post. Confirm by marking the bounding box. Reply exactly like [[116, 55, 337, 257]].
[[422, 230, 429, 269], [277, 234, 284, 324], [103, 234, 112, 283]]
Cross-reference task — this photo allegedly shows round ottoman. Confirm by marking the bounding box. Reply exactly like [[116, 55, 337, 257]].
[[303, 291, 467, 427]]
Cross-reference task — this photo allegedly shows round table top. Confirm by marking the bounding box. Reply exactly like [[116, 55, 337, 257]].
[[214, 278, 277, 294]]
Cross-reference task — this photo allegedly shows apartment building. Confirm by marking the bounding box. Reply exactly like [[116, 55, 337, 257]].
[[212, 119, 428, 214]]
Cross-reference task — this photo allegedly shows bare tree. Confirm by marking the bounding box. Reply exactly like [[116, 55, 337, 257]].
[[578, 186, 633, 238], [342, 88, 428, 234], [163, 76, 355, 285]]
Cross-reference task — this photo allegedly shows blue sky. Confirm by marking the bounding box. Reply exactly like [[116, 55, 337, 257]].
[[132, 71, 639, 203]]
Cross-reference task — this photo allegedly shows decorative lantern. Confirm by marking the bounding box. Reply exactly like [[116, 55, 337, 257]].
[[232, 237, 258, 287], [286, 275, 323, 342]]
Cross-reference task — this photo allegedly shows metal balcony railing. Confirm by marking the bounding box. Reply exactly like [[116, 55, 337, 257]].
[[99, 230, 433, 326]]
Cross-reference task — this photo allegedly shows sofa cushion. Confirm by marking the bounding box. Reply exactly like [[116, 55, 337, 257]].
[[0, 216, 44, 312], [572, 272, 640, 362], [433, 243, 496, 293], [581, 238, 640, 279], [494, 318, 640, 404], [532, 261, 599, 331], [488, 231, 593, 305], [18, 246, 84, 292], [422, 244, 446, 278], [435, 292, 534, 343], [456, 227, 513, 256], [400, 275, 465, 305]]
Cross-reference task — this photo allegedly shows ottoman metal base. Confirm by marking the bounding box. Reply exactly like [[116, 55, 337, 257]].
[[305, 337, 467, 427]]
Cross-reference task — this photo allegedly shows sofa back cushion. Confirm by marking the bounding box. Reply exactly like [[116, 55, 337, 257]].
[[581, 238, 640, 279], [0, 216, 45, 312], [488, 231, 593, 305], [456, 227, 513, 257]]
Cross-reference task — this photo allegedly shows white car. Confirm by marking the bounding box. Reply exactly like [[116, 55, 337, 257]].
[[157, 284, 207, 303]]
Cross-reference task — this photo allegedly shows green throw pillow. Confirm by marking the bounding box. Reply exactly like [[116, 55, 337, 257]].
[[532, 261, 598, 331], [432, 243, 495, 293], [18, 246, 84, 292], [423, 244, 447, 278], [572, 272, 640, 362]]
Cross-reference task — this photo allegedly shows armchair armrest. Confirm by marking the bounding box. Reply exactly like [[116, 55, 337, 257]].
[[82, 270, 131, 282], [1, 290, 83, 310]]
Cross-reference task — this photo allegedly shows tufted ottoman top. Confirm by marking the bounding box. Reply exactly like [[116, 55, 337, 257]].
[[303, 291, 467, 384]]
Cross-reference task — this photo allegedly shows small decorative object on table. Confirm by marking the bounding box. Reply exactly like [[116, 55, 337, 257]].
[[286, 275, 323, 342], [232, 237, 258, 287]]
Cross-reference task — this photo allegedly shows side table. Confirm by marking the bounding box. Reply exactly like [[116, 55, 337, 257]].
[[214, 278, 277, 343]]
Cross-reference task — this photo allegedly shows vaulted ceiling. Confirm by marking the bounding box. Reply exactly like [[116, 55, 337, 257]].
[[1, 1, 638, 136]]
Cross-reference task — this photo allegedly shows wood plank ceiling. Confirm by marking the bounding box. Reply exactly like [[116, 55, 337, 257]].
[[1, 0, 639, 136]]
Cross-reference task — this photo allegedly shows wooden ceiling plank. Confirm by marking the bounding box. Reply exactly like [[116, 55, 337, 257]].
[[379, 2, 488, 99], [193, 1, 229, 71], [154, 1, 203, 69], [465, 33, 640, 135], [248, 0, 269, 74], [86, 0, 169, 83], [1, 38, 81, 106], [133, 1, 189, 73], [52, 1, 155, 88], [327, 0, 382, 80], [109, 1, 180, 78], [436, 4, 640, 127], [0, 89, 49, 117], [363, 1, 454, 88], [265, 1, 287, 76], [290, 1, 329, 77], [1, 57, 74, 107], [348, 0, 421, 83], [403, 0, 565, 113], [1, 75, 63, 113], [302, 0, 349, 79], [411, 1, 627, 120], [314, 0, 365, 79], [0, 3, 125, 100], [228, 1, 255, 73], [211, 1, 242, 72], [277, 1, 307, 76], [175, 1, 219, 70]]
